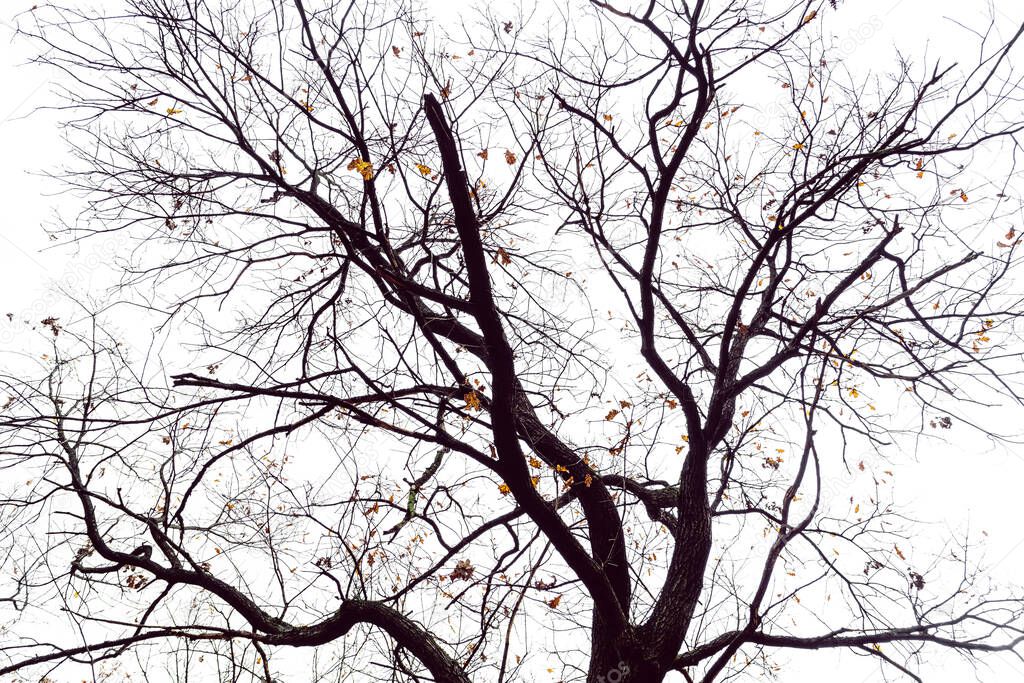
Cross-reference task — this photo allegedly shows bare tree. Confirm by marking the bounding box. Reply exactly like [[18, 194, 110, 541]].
[[3, 0, 1024, 681]]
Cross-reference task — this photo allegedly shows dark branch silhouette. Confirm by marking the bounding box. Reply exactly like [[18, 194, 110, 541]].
[[2, 0, 1024, 681]]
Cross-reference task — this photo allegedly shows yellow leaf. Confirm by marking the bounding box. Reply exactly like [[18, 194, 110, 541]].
[[166, 107, 183, 116], [498, 483, 511, 495], [347, 157, 374, 181], [602, 114, 613, 122], [792, 143, 804, 150], [415, 163, 432, 176], [804, 10, 817, 23]]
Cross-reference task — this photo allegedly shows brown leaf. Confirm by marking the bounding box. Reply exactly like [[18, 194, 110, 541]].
[[449, 559, 474, 581]]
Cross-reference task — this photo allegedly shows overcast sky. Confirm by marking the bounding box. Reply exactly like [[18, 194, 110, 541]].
[[2, 1, 1024, 681]]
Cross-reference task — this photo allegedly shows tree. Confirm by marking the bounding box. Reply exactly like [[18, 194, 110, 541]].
[[3, 0, 1024, 681]]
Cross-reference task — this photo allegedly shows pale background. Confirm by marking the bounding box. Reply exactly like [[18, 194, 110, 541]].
[[1, 1, 1023, 681]]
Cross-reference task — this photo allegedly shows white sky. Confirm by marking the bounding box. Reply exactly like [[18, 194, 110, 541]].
[[2, 1, 1024, 681]]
